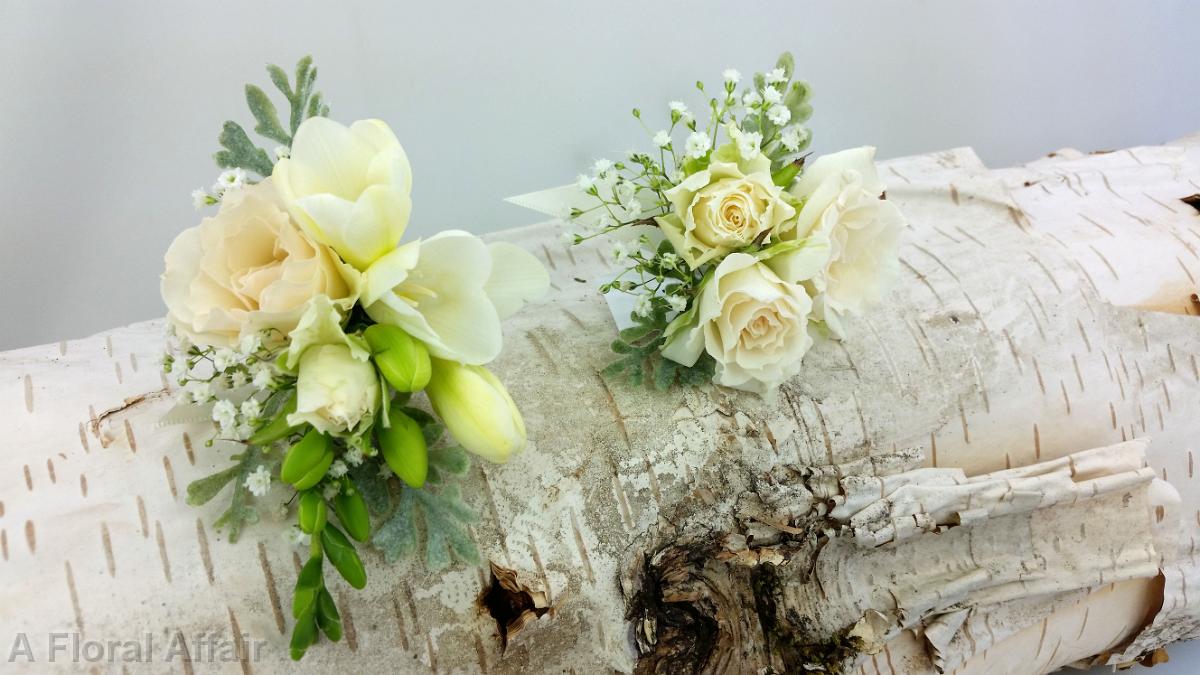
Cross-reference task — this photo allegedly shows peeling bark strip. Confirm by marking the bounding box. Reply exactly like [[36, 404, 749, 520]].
[[3, 140, 1200, 673]]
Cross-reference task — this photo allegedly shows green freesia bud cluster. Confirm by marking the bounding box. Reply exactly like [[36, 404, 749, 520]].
[[168, 55, 548, 661]]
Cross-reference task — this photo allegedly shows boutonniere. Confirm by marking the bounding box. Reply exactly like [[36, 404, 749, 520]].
[[159, 57, 548, 660], [510, 53, 905, 396]]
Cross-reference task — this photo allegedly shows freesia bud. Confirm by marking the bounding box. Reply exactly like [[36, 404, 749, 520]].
[[376, 407, 428, 488], [425, 359, 526, 463], [364, 325, 431, 392]]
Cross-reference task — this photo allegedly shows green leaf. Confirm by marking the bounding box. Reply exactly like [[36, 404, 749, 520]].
[[246, 84, 292, 145], [775, 52, 796, 81], [185, 465, 240, 506], [371, 483, 480, 571], [289, 610, 317, 661], [316, 588, 342, 642], [214, 121, 274, 177], [321, 525, 367, 589], [206, 445, 267, 543], [292, 554, 324, 619], [348, 462, 391, 515]]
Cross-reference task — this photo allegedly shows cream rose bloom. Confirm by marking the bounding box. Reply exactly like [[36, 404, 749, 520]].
[[289, 344, 380, 435], [783, 146, 905, 336], [161, 179, 358, 348], [662, 253, 814, 395], [273, 117, 413, 270], [656, 141, 797, 268]]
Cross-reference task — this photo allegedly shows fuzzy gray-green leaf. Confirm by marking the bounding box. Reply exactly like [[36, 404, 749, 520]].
[[246, 84, 291, 145], [215, 121, 273, 177]]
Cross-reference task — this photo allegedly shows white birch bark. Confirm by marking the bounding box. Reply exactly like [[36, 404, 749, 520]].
[[2, 136, 1200, 674]]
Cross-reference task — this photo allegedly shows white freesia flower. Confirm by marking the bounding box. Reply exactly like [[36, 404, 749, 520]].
[[272, 117, 413, 270], [161, 179, 359, 348], [662, 253, 814, 395], [655, 136, 797, 267], [289, 344, 380, 435], [361, 231, 549, 365], [784, 146, 905, 333]]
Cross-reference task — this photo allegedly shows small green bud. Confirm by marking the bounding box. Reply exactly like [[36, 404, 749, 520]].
[[364, 325, 431, 393], [376, 409, 428, 488], [631, 108, 641, 118], [332, 479, 371, 542], [298, 491, 327, 534], [281, 430, 334, 490]]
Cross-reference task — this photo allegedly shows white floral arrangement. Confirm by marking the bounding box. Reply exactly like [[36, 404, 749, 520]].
[[159, 57, 547, 660], [514, 53, 905, 396]]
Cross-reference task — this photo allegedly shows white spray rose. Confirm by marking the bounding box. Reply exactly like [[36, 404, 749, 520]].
[[161, 179, 358, 348], [784, 146, 905, 335], [273, 117, 413, 270], [361, 231, 549, 365], [289, 344, 380, 435], [656, 135, 797, 268], [661, 253, 814, 395]]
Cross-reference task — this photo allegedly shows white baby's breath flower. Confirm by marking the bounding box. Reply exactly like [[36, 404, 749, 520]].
[[633, 293, 654, 318], [669, 101, 688, 114], [762, 85, 783, 105], [240, 397, 262, 422], [660, 252, 679, 269], [767, 105, 791, 126], [723, 68, 741, 84], [615, 181, 636, 203], [765, 67, 787, 84], [212, 399, 238, 431], [251, 364, 275, 389], [238, 333, 261, 355], [186, 380, 214, 404], [328, 459, 349, 479], [781, 125, 809, 152], [378, 463, 394, 478], [611, 240, 631, 262], [625, 199, 643, 220], [736, 130, 763, 160], [592, 158, 613, 177], [667, 294, 688, 313], [244, 465, 272, 496], [685, 131, 712, 159], [284, 527, 309, 547], [653, 130, 671, 148], [229, 370, 248, 388], [321, 481, 341, 500], [577, 174, 595, 192], [742, 91, 762, 108], [213, 168, 247, 194], [344, 446, 365, 467], [191, 189, 210, 211], [212, 348, 237, 372], [273, 146, 290, 161], [235, 421, 254, 441], [169, 359, 189, 383], [597, 214, 618, 230]]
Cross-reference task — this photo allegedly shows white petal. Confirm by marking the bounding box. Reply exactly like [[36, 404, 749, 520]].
[[791, 146, 881, 199], [362, 240, 420, 306], [289, 117, 373, 200], [485, 242, 549, 319]]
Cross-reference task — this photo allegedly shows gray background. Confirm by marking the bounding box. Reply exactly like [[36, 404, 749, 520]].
[[1, 1, 1198, 351], [0, 0, 1198, 671]]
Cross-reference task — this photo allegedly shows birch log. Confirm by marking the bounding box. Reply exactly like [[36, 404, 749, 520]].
[[3, 136, 1200, 675]]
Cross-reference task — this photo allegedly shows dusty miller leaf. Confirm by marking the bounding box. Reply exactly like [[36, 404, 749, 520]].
[[370, 458, 480, 570], [214, 122, 274, 177], [201, 445, 268, 543]]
